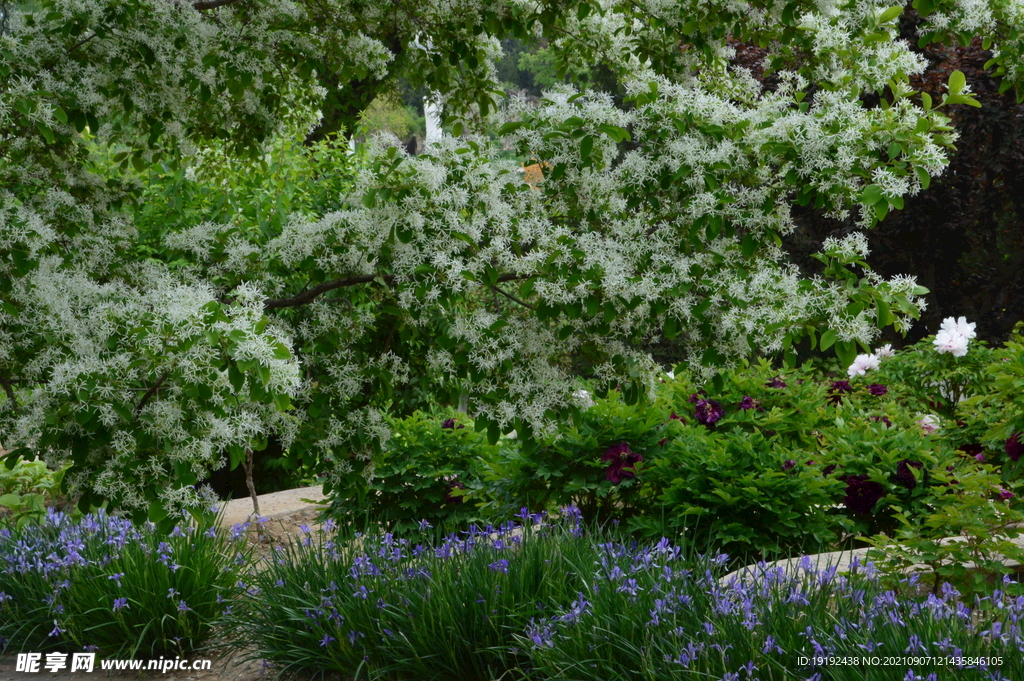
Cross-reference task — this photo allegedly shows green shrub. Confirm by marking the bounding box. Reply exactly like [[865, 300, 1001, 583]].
[[485, 388, 672, 523], [0, 459, 72, 529], [323, 411, 505, 534], [633, 427, 845, 559]]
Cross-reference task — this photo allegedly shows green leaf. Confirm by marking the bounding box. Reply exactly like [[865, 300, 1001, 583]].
[[580, 135, 594, 161], [876, 298, 893, 326], [835, 339, 856, 368], [915, 166, 931, 190], [948, 70, 966, 96], [498, 121, 523, 135], [878, 5, 903, 22], [741, 233, 757, 258], [35, 123, 54, 145], [861, 184, 885, 205], [664, 316, 678, 339], [148, 500, 168, 523], [820, 329, 837, 352]]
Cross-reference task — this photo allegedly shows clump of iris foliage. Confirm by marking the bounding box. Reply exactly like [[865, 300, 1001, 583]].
[[223, 509, 595, 680], [0, 508, 248, 658], [225, 509, 1024, 681]]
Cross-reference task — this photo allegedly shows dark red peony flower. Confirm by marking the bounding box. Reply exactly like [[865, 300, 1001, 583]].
[[1006, 433, 1023, 463], [602, 442, 643, 484], [894, 459, 924, 491], [782, 459, 796, 471], [739, 396, 756, 410], [694, 399, 726, 426], [445, 479, 467, 504], [869, 415, 892, 428], [687, 390, 708, 403], [442, 418, 465, 430], [867, 384, 888, 396], [766, 377, 787, 389], [958, 443, 983, 458], [840, 475, 885, 515], [822, 464, 837, 477], [828, 381, 854, 405]]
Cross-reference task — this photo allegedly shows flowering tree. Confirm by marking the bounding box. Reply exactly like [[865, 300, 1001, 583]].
[[0, 0, 1019, 520]]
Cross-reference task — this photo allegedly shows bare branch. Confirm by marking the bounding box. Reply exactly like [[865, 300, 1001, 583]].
[[192, 0, 244, 10], [491, 284, 535, 310], [263, 274, 383, 310], [0, 375, 15, 406], [263, 272, 531, 310], [132, 370, 171, 420]]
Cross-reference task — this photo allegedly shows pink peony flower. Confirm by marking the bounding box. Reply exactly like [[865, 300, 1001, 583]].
[[934, 330, 969, 357], [917, 414, 940, 435], [847, 353, 880, 378]]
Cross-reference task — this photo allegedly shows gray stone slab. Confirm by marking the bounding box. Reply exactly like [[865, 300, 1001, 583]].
[[217, 485, 326, 528]]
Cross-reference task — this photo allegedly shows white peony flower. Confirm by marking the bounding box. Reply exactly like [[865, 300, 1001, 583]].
[[572, 389, 595, 410], [847, 353, 880, 378], [874, 344, 895, 359], [933, 329, 970, 357], [940, 316, 977, 341]]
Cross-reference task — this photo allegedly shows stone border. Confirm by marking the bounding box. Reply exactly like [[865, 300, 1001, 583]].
[[217, 485, 326, 528]]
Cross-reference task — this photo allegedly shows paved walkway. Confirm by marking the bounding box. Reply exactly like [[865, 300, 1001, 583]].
[[218, 485, 326, 528], [722, 532, 1024, 584]]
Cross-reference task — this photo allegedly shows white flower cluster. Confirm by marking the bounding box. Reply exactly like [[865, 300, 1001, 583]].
[[846, 343, 894, 378], [933, 316, 977, 357]]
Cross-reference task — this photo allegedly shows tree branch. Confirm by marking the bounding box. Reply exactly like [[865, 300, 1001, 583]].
[[491, 284, 535, 310], [192, 0, 243, 10], [263, 272, 531, 310], [0, 375, 15, 406], [133, 370, 171, 420]]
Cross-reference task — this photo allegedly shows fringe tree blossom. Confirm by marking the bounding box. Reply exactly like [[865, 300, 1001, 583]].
[[1, 0, 1011, 516]]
